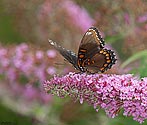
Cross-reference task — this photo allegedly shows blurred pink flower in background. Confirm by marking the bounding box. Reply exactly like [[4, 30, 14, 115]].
[[47, 50, 56, 58], [6, 67, 17, 82], [0, 43, 58, 105], [62, 0, 95, 32], [46, 66, 56, 75], [138, 12, 147, 23], [23, 84, 38, 101], [44, 72, 147, 123], [124, 13, 130, 25], [38, 0, 52, 20], [0, 48, 9, 68], [36, 50, 44, 59], [34, 64, 46, 83]]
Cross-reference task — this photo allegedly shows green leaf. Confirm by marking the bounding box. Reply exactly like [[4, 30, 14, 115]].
[[105, 34, 124, 44], [120, 50, 147, 69]]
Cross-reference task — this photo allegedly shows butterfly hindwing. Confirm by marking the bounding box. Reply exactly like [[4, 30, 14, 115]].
[[85, 49, 117, 73]]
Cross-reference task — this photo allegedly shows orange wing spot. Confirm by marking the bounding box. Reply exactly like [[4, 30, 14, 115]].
[[100, 50, 103, 53], [88, 62, 90, 65], [100, 67, 104, 71], [106, 54, 109, 56], [103, 52, 107, 54], [107, 60, 111, 63], [104, 63, 108, 67], [92, 60, 95, 64], [80, 49, 86, 52], [79, 54, 84, 58]]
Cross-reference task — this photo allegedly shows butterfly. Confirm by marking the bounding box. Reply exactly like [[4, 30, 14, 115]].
[[48, 27, 117, 73]]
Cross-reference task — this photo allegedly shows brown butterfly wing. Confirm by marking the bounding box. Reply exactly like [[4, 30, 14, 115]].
[[85, 49, 117, 73], [79, 27, 105, 49], [48, 40, 79, 70], [77, 27, 105, 69]]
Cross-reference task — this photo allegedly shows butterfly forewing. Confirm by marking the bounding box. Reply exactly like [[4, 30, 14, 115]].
[[79, 27, 105, 48], [77, 27, 105, 69], [48, 40, 79, 70]]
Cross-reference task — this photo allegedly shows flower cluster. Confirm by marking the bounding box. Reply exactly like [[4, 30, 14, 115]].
[[0, 43, 58, 104], [44, 72, 147, 123]]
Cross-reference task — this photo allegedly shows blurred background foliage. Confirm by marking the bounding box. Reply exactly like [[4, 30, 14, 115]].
[[0, 0, 147, 125]]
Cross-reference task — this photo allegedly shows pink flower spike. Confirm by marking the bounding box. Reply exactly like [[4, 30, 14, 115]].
[[44, 72, 147, 123]]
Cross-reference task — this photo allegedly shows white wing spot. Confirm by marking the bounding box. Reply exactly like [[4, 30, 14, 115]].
[[48, 39, 55, 45], [86, 31, 92, 35]]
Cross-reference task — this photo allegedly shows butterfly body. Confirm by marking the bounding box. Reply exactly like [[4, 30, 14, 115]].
[[49, 27, 117, 73]]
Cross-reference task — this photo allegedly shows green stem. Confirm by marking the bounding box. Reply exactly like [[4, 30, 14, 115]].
[[120, 50, 147, 69]]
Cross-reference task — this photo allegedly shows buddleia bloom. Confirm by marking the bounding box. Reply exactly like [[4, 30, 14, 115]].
[[44, 72, 147, 123]]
